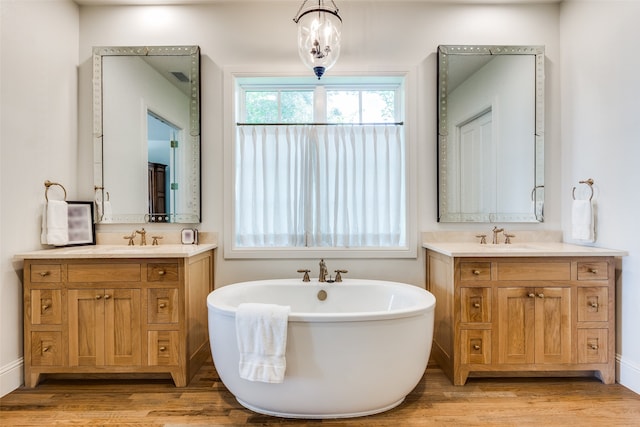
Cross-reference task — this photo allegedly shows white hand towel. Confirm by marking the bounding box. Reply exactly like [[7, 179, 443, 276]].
[[571, 199, 594, 242], [41, 201, 69, 246], [102, 200, 113, 222], [236, 303, 290, 383]]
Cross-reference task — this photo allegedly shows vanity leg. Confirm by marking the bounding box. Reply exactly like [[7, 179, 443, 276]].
[[171, 370, 187, 387], [596, 367, 616, 385], [25, 372, 41, 388]]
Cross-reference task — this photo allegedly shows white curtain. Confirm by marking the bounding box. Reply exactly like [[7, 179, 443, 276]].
[[235, 124, 405, 248]]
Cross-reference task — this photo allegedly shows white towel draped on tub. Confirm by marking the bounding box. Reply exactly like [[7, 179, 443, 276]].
[[40, 200, 69, 246], [236, 303, 290, 383], [571, 199, 595, 242]]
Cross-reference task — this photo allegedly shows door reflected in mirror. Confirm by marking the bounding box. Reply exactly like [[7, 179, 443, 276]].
[[93, 46, 200, 224], [437, 45, 544, 223]]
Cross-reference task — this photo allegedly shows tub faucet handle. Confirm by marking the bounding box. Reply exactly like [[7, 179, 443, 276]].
[[297, 269, 311, 282], [334, 269, 348, 282]]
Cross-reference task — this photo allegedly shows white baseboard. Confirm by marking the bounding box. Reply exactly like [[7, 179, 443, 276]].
[[617, 354, 640, 394], [0, 357, 23, 397]]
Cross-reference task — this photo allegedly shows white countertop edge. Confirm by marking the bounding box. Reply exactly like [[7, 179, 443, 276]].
[[14, 243, 217, 260], [422, 241, 628, 258]]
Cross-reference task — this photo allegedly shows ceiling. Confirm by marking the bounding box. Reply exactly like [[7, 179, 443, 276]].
[[75, 0, 562, 5]]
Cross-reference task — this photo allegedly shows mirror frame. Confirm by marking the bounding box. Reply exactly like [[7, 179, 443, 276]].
[[437, 45, 545, 223], [92, 45, 201, 224]]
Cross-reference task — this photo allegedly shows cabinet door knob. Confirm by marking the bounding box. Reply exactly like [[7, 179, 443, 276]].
[[528, 293, 535, 298], [473, 303, 481, 308], [39, 271, 50, 277], [95, 295, 102, 300], [104, 294, 111, 300], [537, 293, 545, 298]]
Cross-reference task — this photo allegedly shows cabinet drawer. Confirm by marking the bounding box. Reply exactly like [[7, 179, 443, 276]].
[[497, 262, 570, 281], [460, 287, 491, 323], [577, 329, 608, 364], [30, 264, 62, 283], [147, 263, 179, 282], [461, 329, 491, 365], [148, 330, 180, 366], [460, 262, 491, 281], [577, 287, 608, 322], [30, 289, 62, 325], [68, 263, 141, 282], [148, 288, 179, 324], [577, 262, 608, 281], [31, 331, 63, 366]]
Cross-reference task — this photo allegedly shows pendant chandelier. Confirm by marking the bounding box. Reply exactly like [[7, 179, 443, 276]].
[[293, 0, 342, 80]]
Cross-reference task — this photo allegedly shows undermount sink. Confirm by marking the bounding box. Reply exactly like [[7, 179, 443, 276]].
[[476, 243, 543, 251]]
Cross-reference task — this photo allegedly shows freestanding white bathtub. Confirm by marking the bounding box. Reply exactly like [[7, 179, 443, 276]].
[[207, 278, 436, 419]]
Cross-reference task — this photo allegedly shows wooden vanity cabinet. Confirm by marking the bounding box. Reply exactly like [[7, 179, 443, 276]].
[[23, 251, 213, 388], [426, 251, 615, 385]]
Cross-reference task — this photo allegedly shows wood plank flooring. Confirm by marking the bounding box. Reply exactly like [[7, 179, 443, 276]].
[[2, 359, 639, 426]]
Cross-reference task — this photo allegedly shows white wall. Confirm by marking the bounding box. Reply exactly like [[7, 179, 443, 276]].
[[5, 0, 637, 397], [77, 1, 562, 287], [560, 0, 640, 393], [0, 0, 79, 396]]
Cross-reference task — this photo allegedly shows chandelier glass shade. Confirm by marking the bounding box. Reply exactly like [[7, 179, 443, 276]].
[[293, 0, 342, 79]]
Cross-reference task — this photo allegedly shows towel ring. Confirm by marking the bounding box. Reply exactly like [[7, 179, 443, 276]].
[[44, 180, 67, 202], [572, 178, 594, 201]]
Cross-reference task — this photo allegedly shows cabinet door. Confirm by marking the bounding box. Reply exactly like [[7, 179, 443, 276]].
[[104, 289, 141, 366], [68, 289, 105, 367], [534, 287, 572, 364], [498, 288, 536, 364], [498, 287, 572, 365], [68, 288, 141, 367]]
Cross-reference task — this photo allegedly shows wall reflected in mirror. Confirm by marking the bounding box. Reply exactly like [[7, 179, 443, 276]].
[[437, 45, 544, 223], [93, 46, 200, 224]]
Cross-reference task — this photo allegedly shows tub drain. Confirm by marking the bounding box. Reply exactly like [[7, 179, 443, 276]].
[[317, 289, 327, 301]]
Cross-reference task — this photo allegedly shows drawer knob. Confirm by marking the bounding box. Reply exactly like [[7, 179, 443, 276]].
[[473, 345, 481, 350], [42, 304, 49, 311], [158, 270, 166, 276], [472, 270, 480, 275], [39, 271, 50, 277], [473, 303, 481, 308], [589, 268, 598, 274], [159, 346, 166, 352], [590, 302, 599, 309], [590, 344, 599, 350], [159, 303, 167, 309], [42, 346, 50, 353]]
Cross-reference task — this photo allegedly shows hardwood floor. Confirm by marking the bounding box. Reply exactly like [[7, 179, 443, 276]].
[[2, 359, 639, 426]]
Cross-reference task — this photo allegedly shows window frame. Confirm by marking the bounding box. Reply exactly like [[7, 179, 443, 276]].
[[223, 68, 418, 260]]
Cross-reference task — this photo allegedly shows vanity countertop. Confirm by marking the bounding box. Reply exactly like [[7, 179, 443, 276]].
[[423, 241, 627, 258], [14, 243, 217, 260]]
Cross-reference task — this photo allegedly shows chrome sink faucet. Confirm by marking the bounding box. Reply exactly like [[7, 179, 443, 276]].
[[492, 226, 504, 244]]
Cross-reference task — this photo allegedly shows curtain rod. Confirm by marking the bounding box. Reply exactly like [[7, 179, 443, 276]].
[[236, 122, 404, 126]]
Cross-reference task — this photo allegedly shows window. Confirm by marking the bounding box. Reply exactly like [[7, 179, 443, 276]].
[[233, 76, 407, 253]]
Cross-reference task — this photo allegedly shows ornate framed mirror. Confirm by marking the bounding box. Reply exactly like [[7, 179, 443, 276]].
[[93, 46, 200, 224], [437, 45, 544, 223]]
